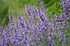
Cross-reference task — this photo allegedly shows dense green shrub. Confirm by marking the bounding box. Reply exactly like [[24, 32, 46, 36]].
[[42, 0, 63, 18], [0, 0, 9, 25]]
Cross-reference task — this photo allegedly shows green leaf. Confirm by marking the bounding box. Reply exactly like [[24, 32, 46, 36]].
[[53, 32, 58, 37]]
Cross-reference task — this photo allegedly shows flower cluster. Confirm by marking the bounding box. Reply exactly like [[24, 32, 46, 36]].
[[60, 0, 70, 14], [36, 0, 47, 12], [0, 0, 70, 46]]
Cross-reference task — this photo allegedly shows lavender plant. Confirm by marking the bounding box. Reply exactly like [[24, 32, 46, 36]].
[[60, 0, 70, 14], [0, 0, 70, 46]]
